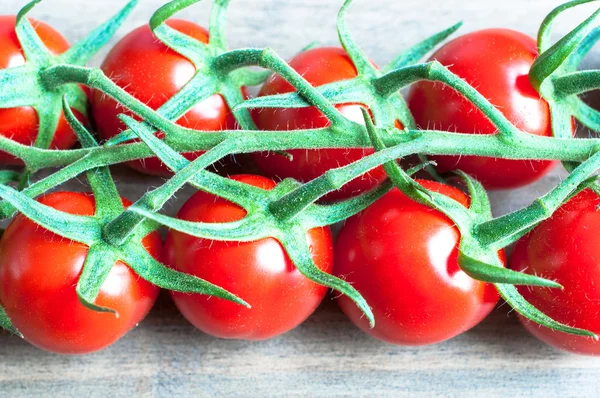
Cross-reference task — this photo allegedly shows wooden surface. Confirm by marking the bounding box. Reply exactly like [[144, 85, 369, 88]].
[[2, 0, 600, 397]]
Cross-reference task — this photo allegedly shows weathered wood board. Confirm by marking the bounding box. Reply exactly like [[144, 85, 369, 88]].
[[1, 0, 600, 396]]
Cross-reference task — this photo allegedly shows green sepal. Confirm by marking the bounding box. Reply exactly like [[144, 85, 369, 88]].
[[0, 305, 21, 336], [458, 246, 562, 288], [382, 22, 462, 73], [279, 227, 375, 328], [15, 0, 52, 65], [150, 0, 211, 66], [75, 244, 120, 315], [121, 243, 250, 308], [530, 4, 600, 90], [537, 0, 599, 53], [0, 184, 100, 245], [60, 0, 139, 66], [130, 207, 265, 242], [451, 170, 492, 222], [336, 0, 377, 77], [497, 283, 598, 338], [303, 181, 393, 228], [565, 25, 600, 71]]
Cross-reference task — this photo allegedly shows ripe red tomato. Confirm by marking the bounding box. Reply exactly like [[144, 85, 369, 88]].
[[407, 29, 559, 189], [512, 189, 600, 355], [0, 16, 83, 165], [0, 192, 161, 354], [252, 47, 399, 201], [335, 180, 500, 345], [165, 174, 333, 340], [92, 19, 239, 176]]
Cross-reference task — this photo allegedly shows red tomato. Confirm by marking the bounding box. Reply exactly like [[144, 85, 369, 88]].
[[165, 174, 334, 340], [92, 19, 239, 176], [512, 189, 600, 355], [0, 16, 82, 165], [0, 192, 161, 354], [252, 47, 400, 201], [408, 29, 560, 189], [335, 180, 500, 345]]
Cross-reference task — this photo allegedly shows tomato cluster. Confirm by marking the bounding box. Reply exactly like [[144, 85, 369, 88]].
[[0, 1, 598, 358]]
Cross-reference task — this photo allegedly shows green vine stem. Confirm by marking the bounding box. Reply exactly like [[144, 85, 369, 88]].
[[4, 0, 600, 338]]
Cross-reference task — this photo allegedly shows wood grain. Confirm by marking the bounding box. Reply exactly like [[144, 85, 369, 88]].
[[1, 0, 600, 396]]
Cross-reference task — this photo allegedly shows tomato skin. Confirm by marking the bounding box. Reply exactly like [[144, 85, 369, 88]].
[[512, 189, 600, 355], [252, 47, 395, 201], [165, 175, 334, 340], [334, 180, 500, 345], [0, 192, 161, 355], [408, 29, 559, 189], [92, 19, 239, 176], [0, 16, 82, 165]]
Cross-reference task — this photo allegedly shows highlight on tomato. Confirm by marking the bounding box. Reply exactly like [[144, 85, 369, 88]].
[[0, 16, 83, 165], [511, 189, 600, 356], [334, 180, 501, 346], [407, 29, 562, 189], [164, 174, 334, 340], [0, 192, 161, 355], [91, 19, 239, 176], [252, 46, 397, 201]]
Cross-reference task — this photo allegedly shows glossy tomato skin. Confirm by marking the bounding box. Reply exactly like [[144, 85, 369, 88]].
[[92, 19, 239, 176], [512, 189, 600, 355], [335, 180, 500, 345], [0, 192, 161, 355], [165, 175, 334, 340], [252, 47, 395, 201], [408, 29, 559, 189], [0, 16, 82, 165]]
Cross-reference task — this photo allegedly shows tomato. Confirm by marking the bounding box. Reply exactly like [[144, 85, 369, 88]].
[[0, 192, 161, 354], [334, 180, 500, 345], [407, 29, 560, 189], [511, 189, 600, 355], [92, 19, 239, 176], [0, 16, 83, 165], [252, 47, 400, 201], [165, 174, 333, 340]]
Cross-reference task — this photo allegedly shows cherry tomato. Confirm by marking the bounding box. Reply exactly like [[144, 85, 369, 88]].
[[92, 19, 239, 176], [334, 180, 500, 345], [512, 189, 600, 355], [0, 16, 83, 165], [165, 174, 333, 340], [407, 29, 560, 189], [0, 192, 161, 354], [252, 47, 400, 201]]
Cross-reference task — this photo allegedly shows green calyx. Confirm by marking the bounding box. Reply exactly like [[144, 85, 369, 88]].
[[2, 0, 600, 340], [3, 0, 139, 188]]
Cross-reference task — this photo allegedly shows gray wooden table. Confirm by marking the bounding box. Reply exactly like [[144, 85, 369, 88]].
[[2, 0, 600, 397]]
